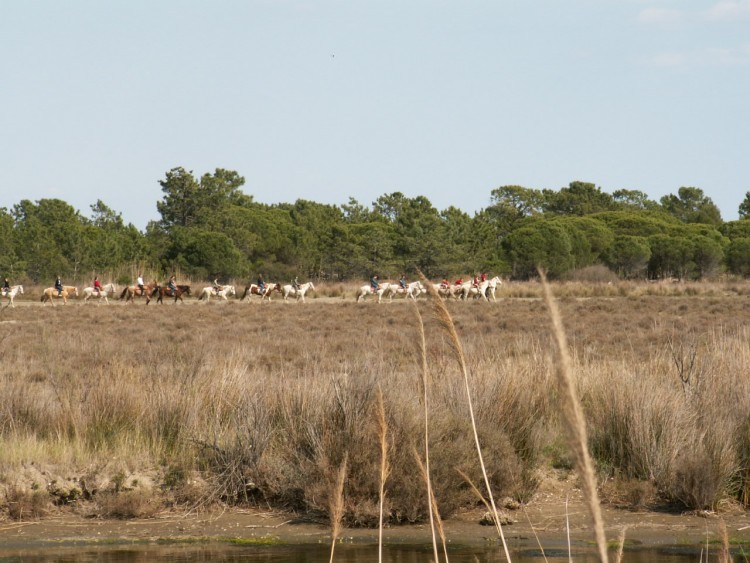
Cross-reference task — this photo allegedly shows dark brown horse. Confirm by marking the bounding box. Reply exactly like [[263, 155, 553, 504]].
[[120, 282, 158, 304], [151, 284, 191, 304]]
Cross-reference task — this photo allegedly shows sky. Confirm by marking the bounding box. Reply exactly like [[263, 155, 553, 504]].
[[1, 0, 748, 230]]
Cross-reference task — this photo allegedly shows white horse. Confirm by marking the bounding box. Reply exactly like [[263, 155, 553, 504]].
[[431, 283, 459, 300], [1, 285, 23, 308], [460, 280, 489, 301], [82, 283, 117, 304], [485, 276, 502, 302], [199, 285, 236, 302], [282, 281, 315, 303], [459, 276, 503, 302], [356, 283, 390, 303], [384, 281, 424, 301]]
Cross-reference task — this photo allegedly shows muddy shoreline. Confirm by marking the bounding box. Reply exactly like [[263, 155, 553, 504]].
[[2, 497, 749, 553]]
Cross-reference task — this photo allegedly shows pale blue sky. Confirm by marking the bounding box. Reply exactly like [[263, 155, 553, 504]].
[[1, 0, 748, 230]]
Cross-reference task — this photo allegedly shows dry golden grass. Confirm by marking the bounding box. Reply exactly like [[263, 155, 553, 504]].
[[1, 282, 750, 524]]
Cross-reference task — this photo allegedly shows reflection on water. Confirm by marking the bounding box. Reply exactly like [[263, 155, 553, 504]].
[[0, 542, 722, 562]]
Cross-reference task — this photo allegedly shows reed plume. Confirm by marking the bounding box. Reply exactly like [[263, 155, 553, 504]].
[[328, 453, 348, 563]]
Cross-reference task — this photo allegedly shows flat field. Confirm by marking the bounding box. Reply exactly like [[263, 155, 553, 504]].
[[2, 280, 750, 548]]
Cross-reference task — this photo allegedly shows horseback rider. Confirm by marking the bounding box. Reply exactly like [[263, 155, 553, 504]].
[[472, 274, 480, 288], [481, 272, 487, 283], [2, 278, 9, 296], [136, 273, 145, 296], [257, 274, 265, 294], [93, 276, 102, 295], [440, 278, 449, 289], [292, 276, 300, 291], [454, 277, 463, 286], [370, 275, 379, 293], [167, 275, 177, 296], [55, 275, 63, 296], [212, 278, 222, 294], [399, 274, 407, 290]]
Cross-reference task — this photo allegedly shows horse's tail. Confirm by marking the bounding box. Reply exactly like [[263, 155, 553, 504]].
[[120, 287, 129, 299], [40, 292, 46, 302], [198, 289, 206, 301]]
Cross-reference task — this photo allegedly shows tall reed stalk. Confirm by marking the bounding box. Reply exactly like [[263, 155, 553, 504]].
[[375, 386, 390, 563], [419, 272, 512, 561], [414, 449, 449, 562], [540, 271, 608, 562], [412, 302, 441, 563]]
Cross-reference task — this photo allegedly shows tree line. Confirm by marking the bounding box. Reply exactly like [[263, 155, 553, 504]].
[[3, 167, 750, 284]]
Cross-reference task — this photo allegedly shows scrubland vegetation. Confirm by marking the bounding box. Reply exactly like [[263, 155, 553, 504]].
[[2, 280, 750, 527]]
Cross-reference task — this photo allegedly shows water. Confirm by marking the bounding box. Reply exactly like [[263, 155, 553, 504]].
[[0, 542, 727, 562]]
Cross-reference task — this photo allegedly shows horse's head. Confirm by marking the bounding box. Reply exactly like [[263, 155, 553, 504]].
[[182, 286, 191, 296], [308, 282, 315, 291], [273, 283, 282, 292], [72, 287, 79, 296], [18, 285, 23, 294]]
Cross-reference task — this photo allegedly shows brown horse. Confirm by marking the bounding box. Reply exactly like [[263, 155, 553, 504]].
[[41, 285, 78, 305], [120, 282, 158, 304], [151, 284, 191, 304], [240, 282, 282, 301]]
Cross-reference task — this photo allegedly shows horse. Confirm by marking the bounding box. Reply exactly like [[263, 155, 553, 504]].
[[120, 282, 158, 304], [41, 285, 78, 305], [1, 285, 23, 308], [432, 283, 459, 300], [459, 276, 503, 302], [240, 283, 282, 301], [356, 283, 390, 303], [485, 276, 502, 302], [281, 281, 315, 303], [82, 283, 117, 304], [383, 281, 424, 301], [151, 284, 191, 304], [198, 285, 236, 302], [460, 280, 489, 301]]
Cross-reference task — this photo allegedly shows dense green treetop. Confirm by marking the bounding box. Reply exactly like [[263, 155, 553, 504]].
[[3, 168, 749, 282]]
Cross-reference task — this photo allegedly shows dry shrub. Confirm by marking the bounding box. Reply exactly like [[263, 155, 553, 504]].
[[5, 485, 49, 520], [600, 477, 657, 510], [4, 293, 750, 522], [93, 489, 161, 519]]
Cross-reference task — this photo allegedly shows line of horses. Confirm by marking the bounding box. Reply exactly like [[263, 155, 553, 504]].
[[1, 276, 503, 307], [25, 280, 317, 305], [355, 276, 503, 303]]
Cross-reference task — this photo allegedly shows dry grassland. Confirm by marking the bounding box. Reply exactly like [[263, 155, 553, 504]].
[[2, 280, 750, 526]]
